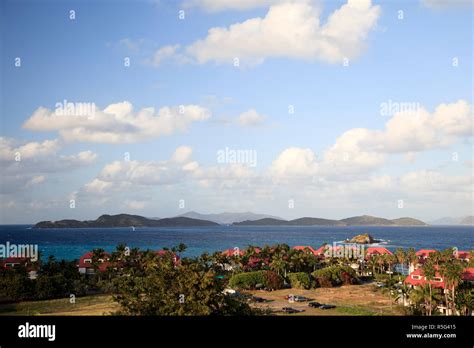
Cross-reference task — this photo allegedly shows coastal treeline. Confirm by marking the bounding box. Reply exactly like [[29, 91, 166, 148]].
[[0, 244, 472, 316]]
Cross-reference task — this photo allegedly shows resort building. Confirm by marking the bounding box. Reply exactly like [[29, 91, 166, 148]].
[[0, 256, 39, 279], [78, 252, 112, 275], [365, 247, 393, 258], [77, 249, 179, 274], [293, 246, 320, 257], [404, 266, 474, 315]]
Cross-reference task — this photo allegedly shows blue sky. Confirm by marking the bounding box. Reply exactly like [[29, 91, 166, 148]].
[[0, 0, 472, 223]]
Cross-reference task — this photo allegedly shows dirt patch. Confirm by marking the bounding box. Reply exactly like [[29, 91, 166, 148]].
[[247, 283, 405, 316]]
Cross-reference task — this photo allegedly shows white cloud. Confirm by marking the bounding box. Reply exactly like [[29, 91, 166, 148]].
[[85, 146, 200, 194], [155, 0, 381, 66], [268, 147, 319, 179], [124, 200, 148, 210], [150, 45, 188, 66], [321, 128, 385, 177], [22, 102, 212, 143], [237, 109, 266, 127], [183, 0, 281, 12], [0, 138, 98, 194], [320, 100, 473, 176], [171, 145, 193, 163], [0, 138, 59, 161]]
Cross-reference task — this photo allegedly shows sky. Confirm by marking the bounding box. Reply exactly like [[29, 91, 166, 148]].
[[0, 0, 473, 224]]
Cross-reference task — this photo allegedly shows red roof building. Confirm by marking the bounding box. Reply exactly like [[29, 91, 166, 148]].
[[462, 268, 474, 283], [415, 249, 436, 259], [455, 251, 471, 262], [404, 268, 446, 289], [293, 246, 319, 256], [77, 251, 112, 275], [365, 247, 393, 258], [222, 248, 244, 257], [404, 267, 474, 289]]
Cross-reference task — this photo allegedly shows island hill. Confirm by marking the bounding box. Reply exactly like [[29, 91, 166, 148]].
[[34, 213, 427, 228], [233, 215, 427, 227], [34, 214, 219, 228]]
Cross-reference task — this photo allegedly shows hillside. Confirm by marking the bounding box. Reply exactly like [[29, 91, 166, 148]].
[[288, 217, 346, 226], [390, 217, 427, 226], [34, 214, 219, 228], [178, 211, 283, 224], [340, 215, 394, 226], [234, 215, 427, 226], [460, 216, 474, 225], [233, 218, 289, 226]]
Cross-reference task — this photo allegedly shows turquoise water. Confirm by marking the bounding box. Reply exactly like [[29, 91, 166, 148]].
[[0, 225, 472, 261]]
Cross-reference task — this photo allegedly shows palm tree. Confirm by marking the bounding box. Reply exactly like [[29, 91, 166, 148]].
[[440, 261, 464, 315], [270, 256, 286, 277], [411, 285, 432, 315], [394, 248, 406, 274], [423, 260, 436, 316], [455, 288, 473, 316], [385, 254, 397, 278], [368, 256, 378, 277], [407, 248, 417, 273], [92, 248, 106, 270], [395, 283, 412, 307]]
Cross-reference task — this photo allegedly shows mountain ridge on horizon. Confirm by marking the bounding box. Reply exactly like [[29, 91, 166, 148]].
[[428, 216, 474, 226], [177, 211, 282, 224], [234, 214, 427, 227], [33, 213, 429, 228]]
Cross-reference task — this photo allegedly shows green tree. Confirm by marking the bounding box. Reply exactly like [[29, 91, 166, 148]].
[[113, 248, 256, 315], [423, 260, 436, 316]]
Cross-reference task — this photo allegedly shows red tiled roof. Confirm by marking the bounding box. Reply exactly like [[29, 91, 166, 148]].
[[1, 257, 32, 269], [404, 268, 446, 289], [293, 246, 318, 256], [366, 247, 393, 256], [78, 251, 111, 269], [222, 248, 244, 257], [416, 249, 436, 258], [405, 266, 474, 288], [456, 251, 471, 260], [462, 268, 474, 282], [313, 245, 328, 256]]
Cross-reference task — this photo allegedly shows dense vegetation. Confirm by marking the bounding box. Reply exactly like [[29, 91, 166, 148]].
[[0, 244, 472, 316]]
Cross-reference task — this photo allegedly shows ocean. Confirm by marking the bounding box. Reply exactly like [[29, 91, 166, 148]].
[[0, 225, 473, 261]]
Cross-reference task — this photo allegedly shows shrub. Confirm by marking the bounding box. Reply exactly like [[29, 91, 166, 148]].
[[229, 270, 284, 290], [263, 270, 284, 290], [287, 272, 312, 289], [312, 265, 357, 287], [0, 268, 34, 302]]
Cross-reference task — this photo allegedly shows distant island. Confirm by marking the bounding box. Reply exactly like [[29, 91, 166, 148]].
[[33, 213, 428, 229], [34, 214, 219, 229], [177, 211, 282, 225], [233, 215, 427, 227], [429, 215, 474, 226]]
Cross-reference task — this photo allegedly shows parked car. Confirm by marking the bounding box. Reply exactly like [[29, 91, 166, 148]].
[[281, 307, 304, 314], [308, 301, 322, 308], [293, 295, 311, 302], [319, 304, 336, 310], [375, 282, 385, 288], [249, 296, 266, 303]]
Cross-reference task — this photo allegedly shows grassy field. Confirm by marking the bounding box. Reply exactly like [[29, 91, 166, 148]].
[[248, 283, 406, 316], [0, 283, 406, 316], [0, 295, 118, 316]]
